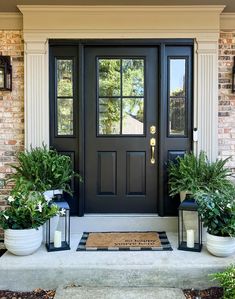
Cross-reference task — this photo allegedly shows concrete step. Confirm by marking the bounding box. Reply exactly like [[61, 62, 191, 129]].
[[54, 286, 185, 299], [0, 232, 233, 292], [70, 215, 178, 234]]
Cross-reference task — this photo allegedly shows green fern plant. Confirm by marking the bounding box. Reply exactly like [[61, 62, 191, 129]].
[[9, 144, 82, 195], [168, 151, 233, 197]]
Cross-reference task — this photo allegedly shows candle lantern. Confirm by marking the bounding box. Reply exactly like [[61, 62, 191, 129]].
[[0, 56, 12, 91], [45, 199, 70, 252], [178, 196, 202, 252]]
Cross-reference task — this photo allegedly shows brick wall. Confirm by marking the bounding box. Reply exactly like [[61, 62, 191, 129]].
[[218, 31, 235, 172], [0, 31, 24, 236]]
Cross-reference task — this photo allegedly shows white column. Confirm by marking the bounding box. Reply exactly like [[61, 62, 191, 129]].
[[195, 39, 219, 161], [24, 40, 49, 149]]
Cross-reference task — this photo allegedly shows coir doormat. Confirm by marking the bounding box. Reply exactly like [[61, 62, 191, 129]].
[[77, 231, 173, 251]]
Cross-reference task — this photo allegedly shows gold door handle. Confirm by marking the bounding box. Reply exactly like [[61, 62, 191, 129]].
[[150, 138, 156, 164]]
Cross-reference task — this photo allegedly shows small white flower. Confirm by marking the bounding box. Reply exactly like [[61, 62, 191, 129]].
[[227, 203, 232, 209], [37, 202, 43, 213], [44, 194, 52, 203], [3, 214, 9, 220], [60, 208, 66, 216], [7, 196, 15, 203]]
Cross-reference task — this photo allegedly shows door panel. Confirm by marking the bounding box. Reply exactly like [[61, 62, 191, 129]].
[[84, 47, 158, 213]]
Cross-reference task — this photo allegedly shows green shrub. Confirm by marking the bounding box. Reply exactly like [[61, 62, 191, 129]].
[[9, 144, 81, 195], [195, 190, 235, 237], [211, 265, 235, 299]]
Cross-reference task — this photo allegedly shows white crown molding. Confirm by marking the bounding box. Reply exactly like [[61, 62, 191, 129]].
[[17, 5, 226, 13], [0, 12, 22, 30], [220, 13, 235, 30]]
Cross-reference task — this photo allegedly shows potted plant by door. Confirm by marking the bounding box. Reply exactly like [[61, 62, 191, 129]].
[[195, 189, 235, 257], [0, 190, 59, 256], [168, 151, 232, 201], [10, 144, 81, 198]]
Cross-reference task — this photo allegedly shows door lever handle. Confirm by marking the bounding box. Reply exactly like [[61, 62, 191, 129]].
[[150, 138, 156, 164]]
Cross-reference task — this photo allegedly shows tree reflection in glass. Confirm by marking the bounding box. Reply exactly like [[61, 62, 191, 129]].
[[98, 58, 145, 135]]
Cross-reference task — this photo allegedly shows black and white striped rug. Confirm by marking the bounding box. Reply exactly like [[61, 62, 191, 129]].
[[77, 231, 173, 251]]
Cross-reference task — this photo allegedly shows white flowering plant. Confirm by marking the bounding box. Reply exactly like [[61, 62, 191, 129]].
[[195, 190, 235, 237], [0, 190, 59, 230]]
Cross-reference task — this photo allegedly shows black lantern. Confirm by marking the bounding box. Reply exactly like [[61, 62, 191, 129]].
[[232, 56, 235, 93], [0, 56, 12, 91], [46, 200, 70, 252], [178, 197, 202, 252]]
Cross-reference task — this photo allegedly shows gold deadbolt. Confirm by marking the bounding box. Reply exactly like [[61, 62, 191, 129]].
[[150, 125, 156, 135]]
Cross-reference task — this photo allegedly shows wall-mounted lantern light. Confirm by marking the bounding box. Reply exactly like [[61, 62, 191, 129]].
[[233, 56, 235, 93], [0, 56, 12, 91]]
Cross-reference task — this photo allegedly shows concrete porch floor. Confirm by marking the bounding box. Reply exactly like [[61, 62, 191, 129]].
[[0, 232, 234, 292]]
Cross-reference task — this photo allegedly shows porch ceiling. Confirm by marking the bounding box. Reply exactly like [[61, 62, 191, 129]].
[[0, 0, 235, 13]]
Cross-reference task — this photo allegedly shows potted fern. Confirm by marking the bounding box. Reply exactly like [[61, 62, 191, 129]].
[[10, 144, 81, 198], [168, 151, 232, 201]]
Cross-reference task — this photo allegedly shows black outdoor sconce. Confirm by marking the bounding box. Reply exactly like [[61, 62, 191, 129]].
[[46, 199, 71, 252], [0, 56, 12, 91], [178, 196, 203, 252], [232, 56, 235, 93]]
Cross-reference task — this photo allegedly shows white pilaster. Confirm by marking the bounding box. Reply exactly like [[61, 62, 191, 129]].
[[24, 40, 49, 149], [195, 39, 219, 161]]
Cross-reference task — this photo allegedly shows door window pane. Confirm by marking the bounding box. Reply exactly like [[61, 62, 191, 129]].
[[169, 98, 185, 135], [170, 59, 185, 97], [57, 98, 73, 135], [99, 59, 121, 97], [169, 58, 187, 136], [122, 98, 144, 134], [97, 58, 145, 135], [123, 59, 144, 97], [99, 98, 121, 134], [57, 60, 73, 97]]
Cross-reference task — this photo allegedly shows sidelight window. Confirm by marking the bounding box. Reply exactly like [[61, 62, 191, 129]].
[[168, 58, 187, 136], [56, 59, 74, 136]]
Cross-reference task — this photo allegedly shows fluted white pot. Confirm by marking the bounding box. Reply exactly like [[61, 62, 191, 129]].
[[4, 227, 43, 256], [206, 232, 235, 257]]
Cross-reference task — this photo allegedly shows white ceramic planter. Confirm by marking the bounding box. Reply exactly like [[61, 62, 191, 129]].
[[4, 227, 43, 256], [206, 232, 235, 257]]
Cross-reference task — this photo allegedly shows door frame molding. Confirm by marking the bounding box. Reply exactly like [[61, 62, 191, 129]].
[[49, 39, 193, 216]]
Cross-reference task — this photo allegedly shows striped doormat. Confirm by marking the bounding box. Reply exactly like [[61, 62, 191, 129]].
[[77, 231, 173, 251]]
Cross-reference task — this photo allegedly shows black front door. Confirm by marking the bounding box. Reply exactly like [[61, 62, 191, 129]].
[[85, 47, 158, 213], [49, 40, 193, 216]]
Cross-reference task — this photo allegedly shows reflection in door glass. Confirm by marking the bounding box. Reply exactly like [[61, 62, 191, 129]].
[[169, 98, 185, 136], [99, 59, 121, 97], [170, 59, 185, 97], [57, 98, 73, 135], [122, 98, 144, 134], [99, 98, 121, 134], [123, 59, 144, 97], [169, 59, 186, 136], [98, 58, 145, 135], [57, 60, 73, 97]]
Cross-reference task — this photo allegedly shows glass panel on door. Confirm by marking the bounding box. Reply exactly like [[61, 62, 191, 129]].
[[98, 58, 145, 136]]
